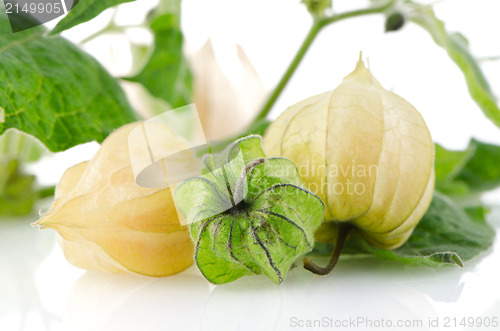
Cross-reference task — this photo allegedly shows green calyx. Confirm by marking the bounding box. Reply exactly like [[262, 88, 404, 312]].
[[174, 135, 325, 284]]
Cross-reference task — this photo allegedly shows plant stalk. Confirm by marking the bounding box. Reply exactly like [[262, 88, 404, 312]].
[[303, 222, 352, 275], [255, 22, 321, 121], [189, 1, 395, 157], [252, 0, 395, 123]]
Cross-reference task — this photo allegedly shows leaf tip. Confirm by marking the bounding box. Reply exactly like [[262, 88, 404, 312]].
[[452, 254, 465, 267]]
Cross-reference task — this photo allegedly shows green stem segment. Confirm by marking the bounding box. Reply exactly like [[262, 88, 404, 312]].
[[303, 223, 352, 275], [255, 23, 322, 121], [253, 0, 395, 122], [192, 1, 395, 157]]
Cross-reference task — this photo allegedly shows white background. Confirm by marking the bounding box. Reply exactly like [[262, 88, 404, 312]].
[[1, 0, 500, 330]]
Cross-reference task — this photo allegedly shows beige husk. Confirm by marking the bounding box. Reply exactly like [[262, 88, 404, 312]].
[[263, 59, 435, 249], [34, 122, 195, 276]]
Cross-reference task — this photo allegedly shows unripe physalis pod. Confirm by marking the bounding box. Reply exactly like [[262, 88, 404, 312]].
[[34, 123, 194, 277], [263, 57, 434, 274]]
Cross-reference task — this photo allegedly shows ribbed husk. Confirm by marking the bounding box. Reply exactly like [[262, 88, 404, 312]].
[[34, 122, 195, 276], [263, 59, 434, 249]]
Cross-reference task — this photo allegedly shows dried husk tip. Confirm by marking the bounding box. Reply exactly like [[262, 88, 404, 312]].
[[263, 56, 435, 274]]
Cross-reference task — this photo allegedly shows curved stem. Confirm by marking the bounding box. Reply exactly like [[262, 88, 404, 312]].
[[252, 0, 395, 123], [303, 222, 352, 275], [255, 22, 321, 121], [317, 0, 395, 28]]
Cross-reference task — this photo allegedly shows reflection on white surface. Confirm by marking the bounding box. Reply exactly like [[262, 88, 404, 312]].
[[67, 271, 210, 331], [200, 259, 441, 331], [0, 217, 58, 331], [1, 206, 499, 331]]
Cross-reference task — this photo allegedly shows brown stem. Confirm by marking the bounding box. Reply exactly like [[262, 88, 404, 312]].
[[303, 223, 352, 275]]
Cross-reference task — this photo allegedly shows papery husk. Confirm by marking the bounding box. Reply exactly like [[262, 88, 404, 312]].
[[121, 40, 267, 141], [190, 39, 267, 141], [34, 122, 195, 277], [263, 59, 435, 249]]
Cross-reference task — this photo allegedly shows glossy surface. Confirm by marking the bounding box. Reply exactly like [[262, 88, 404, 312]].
[[1, 200, 499, 331]]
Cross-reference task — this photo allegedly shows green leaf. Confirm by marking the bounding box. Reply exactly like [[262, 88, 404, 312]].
[[51, 0, 135, 35], [0, 157, 54, 217], [0, 159, 36, 216], [409, 5, 500, 128], [311, 193, 495, 267], [0, 11, 137, 152], [174, 135, 325, 284], [454, 141, 500, 192], [435, 140, 500, 194], [126, 13, 193, 109], [434, 143, 470, 182]]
